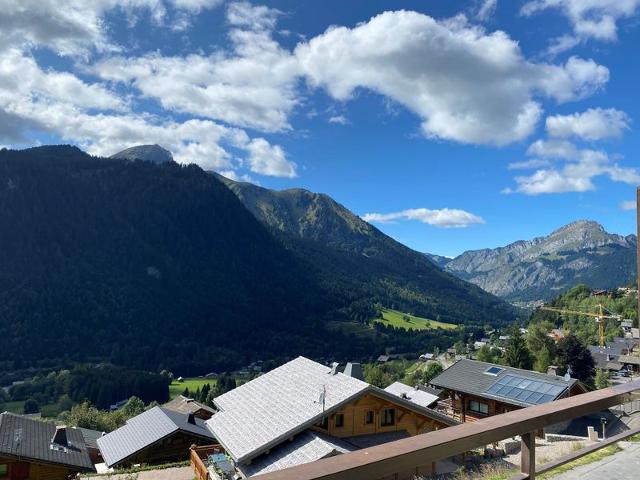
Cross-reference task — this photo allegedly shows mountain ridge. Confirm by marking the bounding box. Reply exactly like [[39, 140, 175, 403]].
[[428, 220, 637, 302]]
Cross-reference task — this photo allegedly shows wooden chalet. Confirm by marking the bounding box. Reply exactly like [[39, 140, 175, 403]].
[[430, 359, 587, 422]]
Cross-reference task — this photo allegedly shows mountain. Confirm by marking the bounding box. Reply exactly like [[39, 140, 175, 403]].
[[0, 146, 334, 374], [215, 174, 519, 326], [0, 145, 515, 376], [430, 221, 637, 303], [110, 144, 174, 164]]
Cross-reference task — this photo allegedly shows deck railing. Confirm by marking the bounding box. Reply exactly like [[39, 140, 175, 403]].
[[190, 444, 223, 480], [252, 379, 640, 480]]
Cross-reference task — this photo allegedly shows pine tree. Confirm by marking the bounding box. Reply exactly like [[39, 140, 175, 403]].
[[504, 327, 533, 370]]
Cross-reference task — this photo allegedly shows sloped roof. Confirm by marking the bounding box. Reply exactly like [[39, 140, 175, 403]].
[[97, 406, 214, 467], [384, 382, 439, 408], [237, 430, 355, 478], [207, 356, 457, 465], [430, 359, 580, 408], [619, 355, 640, 365], [164, 395, 215, 416], [208, 357, 369, 463], [0, 412, 94, 472], [77, 427, 105, 450]]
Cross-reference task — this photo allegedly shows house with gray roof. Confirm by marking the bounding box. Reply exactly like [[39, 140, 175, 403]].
[[0, 412, 95, 479], [384, 382, 440, 408], [97, 406, 215, 468], [202, 356, 457, 478], [163, 395, 215, 420], [430, 359, 587, 422]]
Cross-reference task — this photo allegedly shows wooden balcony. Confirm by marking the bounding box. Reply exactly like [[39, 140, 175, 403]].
[[190, 444, 225, 480], [251, 379, 640, 480]]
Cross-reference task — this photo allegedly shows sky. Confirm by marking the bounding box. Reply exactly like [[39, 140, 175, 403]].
[[0, 0, 639, 257]]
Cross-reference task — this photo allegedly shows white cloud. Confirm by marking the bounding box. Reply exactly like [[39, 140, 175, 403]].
[[170, 0, 223, 13], [476, 0, 498, 21], [546, 108, 630, 140], [328, 115, 349, 125], [526, 139, 580, 159], [362, 208, 485, 228], [93, 2, 300, 133], [245, 138, 297, 177], [295, 11, 609, 146], [620, 200, 636, 211], [521, 0, 640, 54], [508, 158, 551, 170], [509, 146, 640, 195]]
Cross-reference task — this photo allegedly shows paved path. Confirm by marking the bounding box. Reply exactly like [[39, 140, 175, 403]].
[[550, 441, 640, 480], [82, 466, 193, 480]]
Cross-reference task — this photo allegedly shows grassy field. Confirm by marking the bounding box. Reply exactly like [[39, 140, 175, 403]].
[[374, 308, 457, 331], [169, 378, 216, 399]]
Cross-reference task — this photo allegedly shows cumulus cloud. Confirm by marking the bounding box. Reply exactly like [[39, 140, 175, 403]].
[[362, 208, 485, 228], [521, 0, 640, 55], [328, 115, 349, 125], [245, 138, 297, 177], [92, 2, 299, 132], [507, 158, 551, 170], [508, 146, 640, 195], [620, 200, 636, 210], [546, 108, 630, 140], [295, 11, 608, 146]]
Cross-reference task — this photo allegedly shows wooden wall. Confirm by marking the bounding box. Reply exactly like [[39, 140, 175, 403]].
[[311, 393, 448, 438], [0, 456, 77, 480], [114, 432, 213, 468]]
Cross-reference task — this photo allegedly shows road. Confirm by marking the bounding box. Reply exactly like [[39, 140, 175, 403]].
[[550, 441, 640, 480]]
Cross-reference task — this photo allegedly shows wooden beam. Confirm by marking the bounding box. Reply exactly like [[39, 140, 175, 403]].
[[520, 432, 535, 479]]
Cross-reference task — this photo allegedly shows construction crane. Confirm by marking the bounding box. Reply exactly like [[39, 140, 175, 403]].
[[538, 304, 621, 347]]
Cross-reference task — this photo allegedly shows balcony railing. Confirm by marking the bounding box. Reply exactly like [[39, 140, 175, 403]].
[[252, 379, 640, 480]]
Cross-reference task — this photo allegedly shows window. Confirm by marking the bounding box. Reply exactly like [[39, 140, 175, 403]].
[[381, 408, 395, 426], [0, 464, 7, 479], [335, 413, 344, 428], [484, 366, 504, 376], [317, 417, 328, 430], [365, 410, 374, 425], [468, 400, 489, 415]]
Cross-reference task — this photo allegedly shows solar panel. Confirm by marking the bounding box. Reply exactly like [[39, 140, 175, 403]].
[[484, 374, 568, 405], [484, 366, 504, 375]]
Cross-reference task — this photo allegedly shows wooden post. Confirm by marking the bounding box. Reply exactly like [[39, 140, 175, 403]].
[[521, 431, 536, 479]]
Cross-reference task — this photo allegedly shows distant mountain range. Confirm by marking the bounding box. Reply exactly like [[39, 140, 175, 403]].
[[427, 221, 637, 303], [215, 173, 518, 326], [0, 145, 517, 375]]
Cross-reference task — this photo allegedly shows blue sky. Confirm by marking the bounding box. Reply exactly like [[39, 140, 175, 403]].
[[1, 0, 639, 256]]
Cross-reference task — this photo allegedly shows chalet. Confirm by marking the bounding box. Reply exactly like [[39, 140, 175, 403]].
[[0, 412, 95, 479], [618, 355, 640, 372], [77, 427, 105, 464], [430, 359, 587, 422], [201, 356, 458, 478], [383, 382, 440, 408], [163, 395, 216, 420], [97, 406, 215, 468]]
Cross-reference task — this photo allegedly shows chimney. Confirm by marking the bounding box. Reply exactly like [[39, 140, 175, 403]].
[[187, 413, 196, 425], [330, 362, 340, 375], [547, 365, 558, 376], [51, 426, 68, 447], [343, 362, 364, 381]]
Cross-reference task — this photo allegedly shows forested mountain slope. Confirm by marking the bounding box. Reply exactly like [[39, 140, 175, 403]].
[[216, 174, 518, 325]]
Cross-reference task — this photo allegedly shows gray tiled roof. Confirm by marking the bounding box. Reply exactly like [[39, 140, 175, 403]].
[[384, 382, 439, 408], [430, 359, 578, 407], [0, 412, 94, 471], [207, 357, 458, 465], [77, 427, 105, 450], [208, 357, 369, 463], [237, 430, 355, 478], [97, 406, 214, 467], [618, 355, 640, 365]]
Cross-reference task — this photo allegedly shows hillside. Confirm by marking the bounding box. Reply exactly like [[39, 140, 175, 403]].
[[215, 174, 518, 326], [429, 221, 637, 303], [0, 146, 336, 374]]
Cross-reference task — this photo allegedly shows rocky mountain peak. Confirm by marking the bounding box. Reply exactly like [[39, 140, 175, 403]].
[[110, 144, 174, 164]]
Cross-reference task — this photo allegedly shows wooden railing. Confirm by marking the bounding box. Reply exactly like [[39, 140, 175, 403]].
[[252, 379, 640, 480], [190, 444, 223, 480]]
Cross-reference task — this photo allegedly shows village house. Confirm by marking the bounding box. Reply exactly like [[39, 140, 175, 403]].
[[430, 359, 587, 422], [97, 406, 215, 469], [164, 395, 216, 420], [0, 412, 95, 479], [196, 356, 458, 479]]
